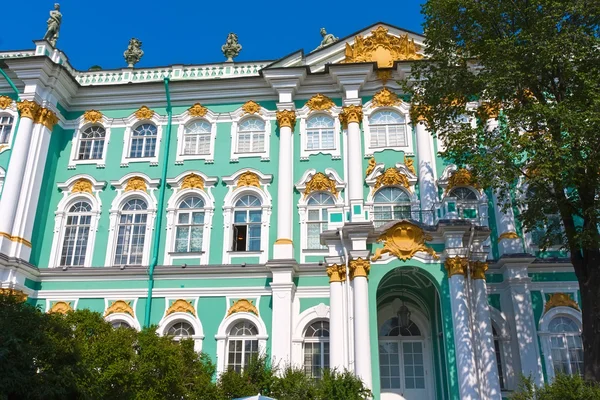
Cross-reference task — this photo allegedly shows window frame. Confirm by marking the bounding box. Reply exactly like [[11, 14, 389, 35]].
[[175, 114, 216, 163], [303, 320, 330, 379], [372, 186, 414, 227], [69, 120, 111, 168], [363, 106, 414, 157], [231, 194, 263, 253], [0, 112, 17, 151], [299, 111, 342, 160], [157, 310, 204, 352], [230, 116, 271, 162], [121, 119, 163, 165]]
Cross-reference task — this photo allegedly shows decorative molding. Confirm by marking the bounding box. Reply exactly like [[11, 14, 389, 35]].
[[83, 110, 103, 123], [304, 172, 338, 198], [275, 238, 293, 245], [227, 299, 258, 316], [276, 109, 296, 129], [124, 176, 147, 192], [327, 264, 346, 283], [49, 301, 73, 314], [404, 155, 416, 175], [306, 94, 335, 111], [544, 293, 580, 314], [372, 221, 438, 261], [104, 300, 134, 317], [0, 96, 13, 109], [479, 102, 500, 119], [343, 26, 422, 67], [236, 171, 261, 188], [181, 173, 204, 190], [445, 256, 468, 277], [339, 105, 363, 128], [134, 105, 154, 120], [470, 261, 488, 280], [498, 231, 519, 242], [365, 157, 376, 177], [35, 108, 59, 130], [0, 232, 32, 247], [372, 88, 401, 107], [71, 178, 93, 193], [376, 70, 393, 85], [166, 299, 197, 316], [188, 103, 208, 117], [446, 168, 479, 193], [0, 288, 27, 301], [242, 100, 261, 115], [374, 167, 410, 190], [411, 104, 431, 123], [16, 100, 40, 120], [349, 258, 371, 280]]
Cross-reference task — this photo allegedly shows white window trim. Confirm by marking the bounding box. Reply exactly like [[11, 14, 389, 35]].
[[0, 106, 18, 154], [157, 309, 204, 352], [174, 110, 217, 163], [121, 113, 164, 166], [295, 168, 345, 262], [437, 164, 489, 226], [538, 306, 583, 382], [362, 102, 414, 157], [291, 303, 330, 368], [68, 115, 112, 169], [49, 175, 106, 268], [105, 313, 141, 331], [215, 311, 268, 375], [296, 106, 342, 160], [222, 169, 273, 264], [106, 173, 159, 266], [229, 106, 274, 162], [164, 171, 218, 265]]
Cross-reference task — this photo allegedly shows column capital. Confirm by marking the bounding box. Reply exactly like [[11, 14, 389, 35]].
[[327, 264, 346, 283], [444, 256, 468, 277], [339, 105, 363, 129], [276, 109, 296, 130], [16, 100, 41, 120], [349, 257, 370, 280], [470, 261, 488, 280], [35, 107, 59, 130]]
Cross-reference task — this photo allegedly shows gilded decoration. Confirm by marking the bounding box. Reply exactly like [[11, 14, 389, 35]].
[[124, 176, 147, 192], [16, 100, 41, 120], [35, 108, 59, 130], [376, 70, 393, 85], [181, 173, 204, 190], [83, 110, 103, 123], [544, 293, 580, 314], [275, 238, 293, 245], [227, 299, 258, 316], [372, 88, 401, 107], [445, 168, 479, 193], [306, 94, 335, 111], [304, 172, 338, 198], [0, 232, 32, 247], [0, 288, 28, 301], [326, 264, 346, 283], [0, 96, 13, 109], [344, 26, 422, 68], [365, 157, 376, 177], [445, 256, 468, 277], [349, 258, 371, 280], [236, 171, 261, 188], [242, 100, 261, 115], [374, 168, 410, 190], [276, 109, 296, 129], [188, 103, 208, 117], [166, 299, 196, 316], [71, 178, 93, 193], [49, 301, 73, 314], [470, 261, 488, 280], [411, 104, 431, 123], [104, 300, 134, 317], [371, 221, 438, 261], [0, 145, 7, 152], [134, 106, 154, 120], [339, 105, 363, 128], [404, 156, 416, 175], [498, 231, 519, 242], [478, 102, 500, 119]]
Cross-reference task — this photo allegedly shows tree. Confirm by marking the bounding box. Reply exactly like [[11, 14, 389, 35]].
[[405, 0, 600, 380], [510, 374, 600, 400]]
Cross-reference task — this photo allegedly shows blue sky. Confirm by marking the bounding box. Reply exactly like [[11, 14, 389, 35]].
[[2, 1, 425, 71]]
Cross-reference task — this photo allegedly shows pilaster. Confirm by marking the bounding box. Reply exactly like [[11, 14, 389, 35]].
[[414, 121, 437, 224], [267, 260, 298, 367]]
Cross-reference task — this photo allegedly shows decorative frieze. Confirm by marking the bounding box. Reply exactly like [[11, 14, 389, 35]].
[[236, 171, 261, 188], [497, 231, 519, 242], [71, 178, 93, 193], [0, 288, 27, 301], [0, 96, 13, 109], [446, 168, 479, 193], [374, 168, 410, 190], [343, 26, 422, 67]]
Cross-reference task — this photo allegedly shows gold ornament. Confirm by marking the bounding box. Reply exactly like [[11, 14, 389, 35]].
[[71, 178, 93, 193], [376, 70, 393, 85], [236, 171, 261, 188], [276, 109, 296, 129], [0, 288, 27, 301], [498, 231, 519, 242], [275, 238, 293, 245], [0, 145, 8, 152], [104, 300, 135, 317], [134, 106, 154, 120], [478, 102, 500, 119], [306, 94, 335, 111], [445, 256, 468, 277], [49, 301, 73, 314], [372, 88, 401, 107], [181, 173, 204, 190], [242, 100, 261, 115], [227, 299, 258, 316], [470, 261, 488, 280], [411, 104, 431, 123], [188, 103, 208, 117], [344, 26, 422, 68], [166, 299, 197, 316], [339, 105, 363, 128], [544, 293, 580, 314], [446, 168, 479, 193], [124, 176, 147, 192], [404, 155, 416, 175], [349, 258, 371, 280], [365, 157, 376, 177], [326, 264, 346, 283], [304, 172, 338, 197], [371, 221, 438, 261], [16, 100, 40, 120], [0, 96, 13, 109], [35, 108, 59, 130], [374, 168, 410, 190], [0, 232, 32, 247], [83, 110, 103, 123]]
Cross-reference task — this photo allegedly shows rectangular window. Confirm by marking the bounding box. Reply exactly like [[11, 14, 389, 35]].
[[114, 214, 147, 265], [184, 134, 211, 155], [232, 210, 261, 251], [0, 116, 14, 144], [307, 129, 335, 150], [370, 125, 407, 148], [307, 209, 328, 249]]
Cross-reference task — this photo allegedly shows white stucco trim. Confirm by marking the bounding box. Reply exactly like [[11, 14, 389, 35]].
[[229, 109, 273, 162], [120, 113, 164, 166], [361, 102, 414, 157], [105, 312, 142, 331], [157, 311, 204, 352], [174, 110, 218, 163], [291, 303, 330, 367], [296, 106, 342, 160], [67, 115, 112, 168]]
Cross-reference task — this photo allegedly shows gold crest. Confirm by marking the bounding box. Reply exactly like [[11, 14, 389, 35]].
[[306, 94, 335, 111], [374, 168, 410, 190], [124, 176, 147, 192], [236, 171, 261, 188], [242, 100, 261, 115], [181, 173, 204, 190], [104, 300, 135, 317], [372, 88, 401, 107], [446, 168, 479, 193], [166, 299, 197, 316], [544, 293, 580, 314], [71, 178, 93, 193], [83, 110, 103, 123], [371, 221, 438, 261], [344, 26, 422, 68], [134, 106, 154, 120], [227, 299, 258, 316], [49, 301, 73, 314], [304, 172, 338, 197], [188, 103, 208, 117], [0, 96, 13, 109]]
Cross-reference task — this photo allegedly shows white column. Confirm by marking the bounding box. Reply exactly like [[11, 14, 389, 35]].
[[270, 280, 295, 366], [492, 193, 524, 255], [328, 264, 346, 370], [0, 101, 38, 255], [472, 262, 502, 399], [341, 105, 365, 222], [350, 259, 372, 390], [415, 121, 437, 224], [446, 257, 480, 400], [273, 110, 295, 259]]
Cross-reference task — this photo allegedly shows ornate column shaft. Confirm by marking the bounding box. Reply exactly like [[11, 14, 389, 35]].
[[340, 105, 365, 222], [268, 261, 297, 368], [327, 263, 346, 370], [349, 258, 372, 390], [273, 110, 296, 259], [415, 120, 437, 224], [445, 256, 480, 400]]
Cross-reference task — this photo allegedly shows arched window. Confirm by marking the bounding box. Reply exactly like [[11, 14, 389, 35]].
[[130, 123, 157, 158], [492, 326, 506, 390], [0, 115, 14, 144], [232, 195, 262, 252], [183, 120, 211, 155], [78, 126, 106, 160], [114, 199, 148, 265], [447, 187, 479, 219], [369, 110, 406, 148], [174, 196, 205, 253], [306, 193, 335, 249], [306, 115, 335, 150], [167, 321, 195, 339], [111, 320, 132, 329], [373, 187, 412, 227], [60, 201, 93, 267], [547, 316, 583, 376], [303, 321, 330, 379], [227, 320, 259, 372], [237, 118, 265, 153]]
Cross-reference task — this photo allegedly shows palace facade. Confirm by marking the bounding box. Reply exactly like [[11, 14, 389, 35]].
[[0, 23, 583, 400]]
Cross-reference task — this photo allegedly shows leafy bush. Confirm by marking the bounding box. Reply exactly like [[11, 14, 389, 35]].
[[271, 366, 318, 400], [317, 369, 373, 400], [510, 374, 600, 400]]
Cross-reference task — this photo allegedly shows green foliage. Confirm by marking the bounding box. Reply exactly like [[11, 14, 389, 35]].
[[215, 355, 277, 399], [316, 369, 373, 400], [510, 374, 600, 400], [271, 366, 318, 400]]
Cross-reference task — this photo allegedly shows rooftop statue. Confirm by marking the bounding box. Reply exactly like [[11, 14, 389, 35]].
[[222, 33, 242, 62], [43, 3, 62, 47], [316, 28, 338, 50], [124, 38, 144, 68]]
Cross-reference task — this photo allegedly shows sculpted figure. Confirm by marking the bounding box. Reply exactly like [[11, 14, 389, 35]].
[[43, 3, 62, 47], [124, 38, 144, 68], [222, 33, 242, 62], [316, 28, 338, 49]]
